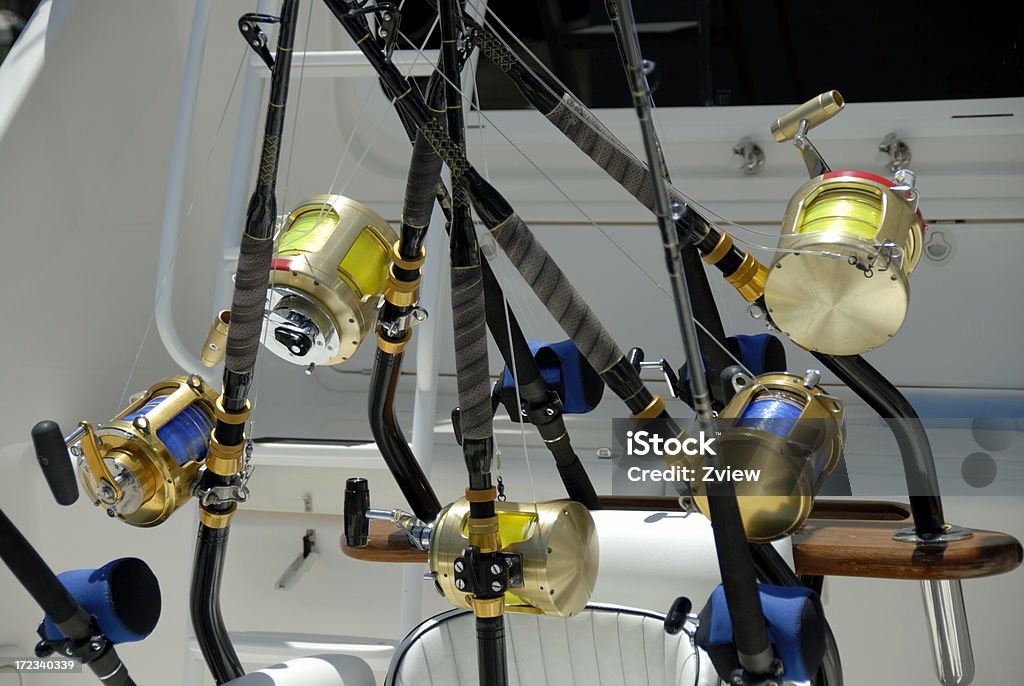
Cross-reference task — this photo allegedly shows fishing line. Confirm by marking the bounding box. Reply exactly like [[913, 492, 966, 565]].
[[396, 29, 755, 378], [250, 1, 318, 442], [280, 0, 316, 212], [119, 49, 249, 412], [465, 0, 837, 256], [461, 29, 537, 506], [308, 11, 441, 232]]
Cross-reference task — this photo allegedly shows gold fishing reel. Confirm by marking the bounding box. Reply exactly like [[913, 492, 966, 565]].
[[764, 90, 925, 355], [689, 371, 845, 542], [429, 499, 599, 618], [74, 375, 218, 527], [764, 170, 924, 355], [201, 194, 399, 369]]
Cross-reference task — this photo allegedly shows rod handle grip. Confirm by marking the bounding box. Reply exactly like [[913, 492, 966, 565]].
[[31, 421, 79, 506], [344, 478, 370, 548], [771, 91, 845, 142]]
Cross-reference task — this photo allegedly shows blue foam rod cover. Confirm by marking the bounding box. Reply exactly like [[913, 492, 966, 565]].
[[42, 557, 161, 645], [696, 583, 826, 683]]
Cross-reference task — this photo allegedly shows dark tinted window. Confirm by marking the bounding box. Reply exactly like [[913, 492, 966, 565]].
[[460, 0, 1024, 109]]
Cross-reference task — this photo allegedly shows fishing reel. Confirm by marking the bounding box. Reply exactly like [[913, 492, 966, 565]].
[[763, 92, 925, 355], [344, 480, 598, 618], [689, 370, 845, 542], [202, 194, 398, 370], [37, 375, 219, 527]]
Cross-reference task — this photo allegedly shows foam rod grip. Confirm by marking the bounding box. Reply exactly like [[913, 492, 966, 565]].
[[450, 265, 493, 441], [32, 421, 78, 506], [490, 214, 622, 375], [225, 236, 275, 374]]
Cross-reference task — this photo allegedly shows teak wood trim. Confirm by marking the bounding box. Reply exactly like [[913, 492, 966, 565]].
[[341, 520, 427, 563], [792, 521, 1022, 580]]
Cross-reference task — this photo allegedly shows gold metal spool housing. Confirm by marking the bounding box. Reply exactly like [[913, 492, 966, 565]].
[[764, 172, 923, 355], [77, 376, 218, 527], [429, 499, 599, 618], [689, 373, 845, 542], [264, 194, 399, 366]]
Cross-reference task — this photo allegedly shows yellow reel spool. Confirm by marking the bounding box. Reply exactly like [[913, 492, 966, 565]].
[[76, 375, 218, 527], [764, 171, 924, 355], [689, 372, 845, 542], [262, 194, 398, 367], [429, 499, 598, 618]]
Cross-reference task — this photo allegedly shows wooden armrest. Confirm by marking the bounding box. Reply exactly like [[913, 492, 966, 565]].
[[792, 521, 1022, 580]]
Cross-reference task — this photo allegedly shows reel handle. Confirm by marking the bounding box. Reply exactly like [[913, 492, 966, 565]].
[[344, 478, 370, 548], [664, 595, 693, 635], [770, 90, 844, 143], [31, 421, 79, 506]]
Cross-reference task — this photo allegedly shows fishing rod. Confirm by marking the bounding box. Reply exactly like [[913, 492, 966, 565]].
[[444, 4, 767, 304], [26, 5, 303, 683], [325, 1, 678, 451], [426, 1, 737, 409], [607, 0, 775, 682], [367, 68, 446, 523], [364, 27, 600, 514], [436, 0, 512, 682], [596, 0, 734, 407], [192, 2, 300, 682], [0, 508, 143, 686]]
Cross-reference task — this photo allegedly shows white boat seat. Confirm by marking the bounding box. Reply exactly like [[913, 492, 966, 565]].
[[222, 654, 376, 686], [387, 604, 722, 686]]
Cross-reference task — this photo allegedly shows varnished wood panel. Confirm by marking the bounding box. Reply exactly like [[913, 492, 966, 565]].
[[792, 521, 1023, 580], [341, 519, 427, 563]]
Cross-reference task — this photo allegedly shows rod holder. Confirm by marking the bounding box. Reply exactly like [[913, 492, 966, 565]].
[[921, 579, 974, 686]]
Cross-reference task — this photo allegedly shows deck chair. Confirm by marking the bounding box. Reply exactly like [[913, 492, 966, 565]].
[[386, 604, 722, 686]]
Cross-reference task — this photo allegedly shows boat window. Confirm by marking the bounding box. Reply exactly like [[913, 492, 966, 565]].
[[399, 0, 1024, 109]]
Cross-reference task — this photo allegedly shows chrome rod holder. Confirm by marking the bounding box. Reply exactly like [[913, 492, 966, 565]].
[[921, 579, 975, 685]]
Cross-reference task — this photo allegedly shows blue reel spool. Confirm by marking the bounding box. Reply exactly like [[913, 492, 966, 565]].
[[123, 397, 213, 466], [736, 394, 804, 438]]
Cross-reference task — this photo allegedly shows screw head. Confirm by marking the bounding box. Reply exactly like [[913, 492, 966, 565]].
[[455, 578, 466, 591], [489, 563, 502, 576], [491, 581, 504, 593], [454, 560, 464, 573], [132, 415, 150, 434]]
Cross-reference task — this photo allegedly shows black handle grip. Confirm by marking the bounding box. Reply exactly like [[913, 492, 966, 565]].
[[344, 478, 370, 548], [32, 421, 78, 506], [664, 595, 693, 635]]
